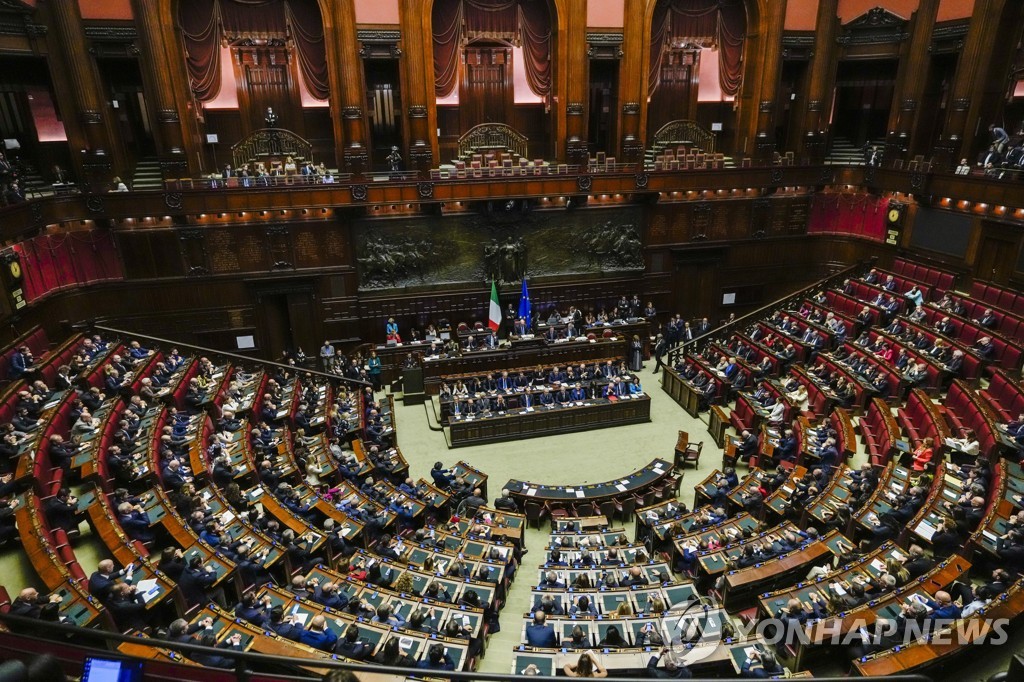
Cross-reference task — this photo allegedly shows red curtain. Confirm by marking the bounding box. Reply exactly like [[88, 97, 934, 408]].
[[808, 193, 887, 242], [286, 0, 329, 100], [13, 231, 125, 303], [433, 0, 464, 98], [433, 0, 551, 98], [220, 0, 286, 39], [518, 1, 551, 97], [179, 0, 327, 102], [648, 0, 745, 98], [465, 0, 518, 40], [178, 0, 223, 102]]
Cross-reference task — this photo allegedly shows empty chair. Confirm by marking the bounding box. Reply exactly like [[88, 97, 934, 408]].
[[680, 441, 703, 469], [524, 501, 548, 530], [614, 495, 636, 523], [599, 500, 616, 524]]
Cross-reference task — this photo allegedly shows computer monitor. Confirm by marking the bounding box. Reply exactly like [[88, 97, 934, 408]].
[[894, 439, 911, 453], [82, 656, 144, 682]]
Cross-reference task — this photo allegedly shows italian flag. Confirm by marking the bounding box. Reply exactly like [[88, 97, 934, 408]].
[[488, 280, 502, 331]]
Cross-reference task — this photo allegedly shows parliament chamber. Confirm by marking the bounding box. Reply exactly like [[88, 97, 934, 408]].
[[0, 0, 1024, 681]]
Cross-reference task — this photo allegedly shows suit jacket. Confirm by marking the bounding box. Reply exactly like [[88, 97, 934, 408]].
[[525, 623, 557, 647]]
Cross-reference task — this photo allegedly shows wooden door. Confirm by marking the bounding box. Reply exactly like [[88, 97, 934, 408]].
[[460, 45, 513, 130], [976, 235, 1019, 285], [671, 247, 725, 322], [648, 48, 699, 142]]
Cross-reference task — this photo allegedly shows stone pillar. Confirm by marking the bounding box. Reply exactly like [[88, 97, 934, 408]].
[[47, 0, 124, 186], [936, 0, 1007, 166], [884, 0, 939, 160], [131, 0, 194, 178], [325, 0, 370, 173], [800, 0, 839, 162], [617, 0, 645, 164], [399, 0, 436, 172]]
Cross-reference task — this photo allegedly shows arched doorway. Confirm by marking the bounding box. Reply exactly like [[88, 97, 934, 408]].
[[176, 0, 332, 162], [646, 0, 746, 148], [432, 0, 555, 162]]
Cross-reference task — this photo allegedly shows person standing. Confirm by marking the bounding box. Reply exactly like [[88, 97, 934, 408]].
[[320, 340, 334, 371], [367, 351, 382, 392], [628, 335, 643, 372]]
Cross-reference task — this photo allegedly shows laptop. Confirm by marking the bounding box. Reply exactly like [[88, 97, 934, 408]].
[[82, 657, 144, 682]]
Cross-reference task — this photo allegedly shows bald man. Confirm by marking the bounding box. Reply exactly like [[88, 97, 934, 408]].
[[88, 559, 128, 603], [10, 587, 61, 621]]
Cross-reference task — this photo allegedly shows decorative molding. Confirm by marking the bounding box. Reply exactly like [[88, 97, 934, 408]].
[[357, 29, 400, 43], [0, 18, 46, 37], [634, 173, 649, 189], [417, 181, 434, 199], [586, 32, 623, 45], [265, 225, 289, 237], [838, 7, 908, 45], [164, 192, 183, 210], [807, 99, 823, 112], [952, 97, 970, 112], [350, 184, 368, 202], [566, 103, 584, 116], [931, 19, 970, 41], [342, 106, 362, 120], [576, 175, 593, 192], [781, 34, 815, 47], [85, 197, 105, 214], [408, 106, 427, 118], [900, 98, 917, 112], [83, 25, 138, 41], [770, 168, 784, 184], [759, 100, 774, 113], [409, 146, 433, 165], [177, 229, 203, 241], [29, 201, 42, 225], [819, 166, 835, 184], [156, 109, 180, 123], [910, 172, 925, 191], [622, 102, 640, 115], [80, 110, 102, 124]]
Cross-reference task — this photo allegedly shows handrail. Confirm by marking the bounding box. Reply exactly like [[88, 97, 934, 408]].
[[88, 324, 372, 390], [231, 127, 314, 170], [652, 119, 716, 154], [0, 612, 934, 682], [662, 258, 875, 368], [457, 123, 529, 160]]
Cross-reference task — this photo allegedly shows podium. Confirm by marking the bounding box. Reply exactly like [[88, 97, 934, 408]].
[[402, 366, 425, 405]]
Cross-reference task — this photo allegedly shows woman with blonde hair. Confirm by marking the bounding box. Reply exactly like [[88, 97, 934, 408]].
[[886, 556, 911, 586], [393, 571, 414, 595]]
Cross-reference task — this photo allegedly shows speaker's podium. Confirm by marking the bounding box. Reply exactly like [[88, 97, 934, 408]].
[[402, 365, 425, 405]]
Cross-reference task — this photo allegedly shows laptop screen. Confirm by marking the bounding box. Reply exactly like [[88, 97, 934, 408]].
[[82, 657, 144, 682]]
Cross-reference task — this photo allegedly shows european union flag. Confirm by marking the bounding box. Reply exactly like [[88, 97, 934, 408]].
[[518, 278, 532, 328]]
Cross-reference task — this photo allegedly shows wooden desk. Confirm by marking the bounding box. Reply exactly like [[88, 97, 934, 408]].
[[448, 394, 650, 447], [507, 458, 672, 506]]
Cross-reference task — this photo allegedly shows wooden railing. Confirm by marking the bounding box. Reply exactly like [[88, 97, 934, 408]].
[[231, 127, 313, 169], [653, 119, 716, 153], [457, 123, 529, 160]]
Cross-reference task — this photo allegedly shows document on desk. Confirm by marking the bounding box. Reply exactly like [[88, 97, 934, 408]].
[[574, 489, 585, 498], [615, 484, 628, 492], [525, 488, 537, 497]]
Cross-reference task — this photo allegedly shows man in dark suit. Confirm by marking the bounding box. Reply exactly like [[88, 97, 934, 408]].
[[10, 588, 61, 621], [735, 429, 759, 465], [88, 559, 128, 603], [525, 611, 557, 647], [904, 545, 935, 580], [646, 648, 693, 678]]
